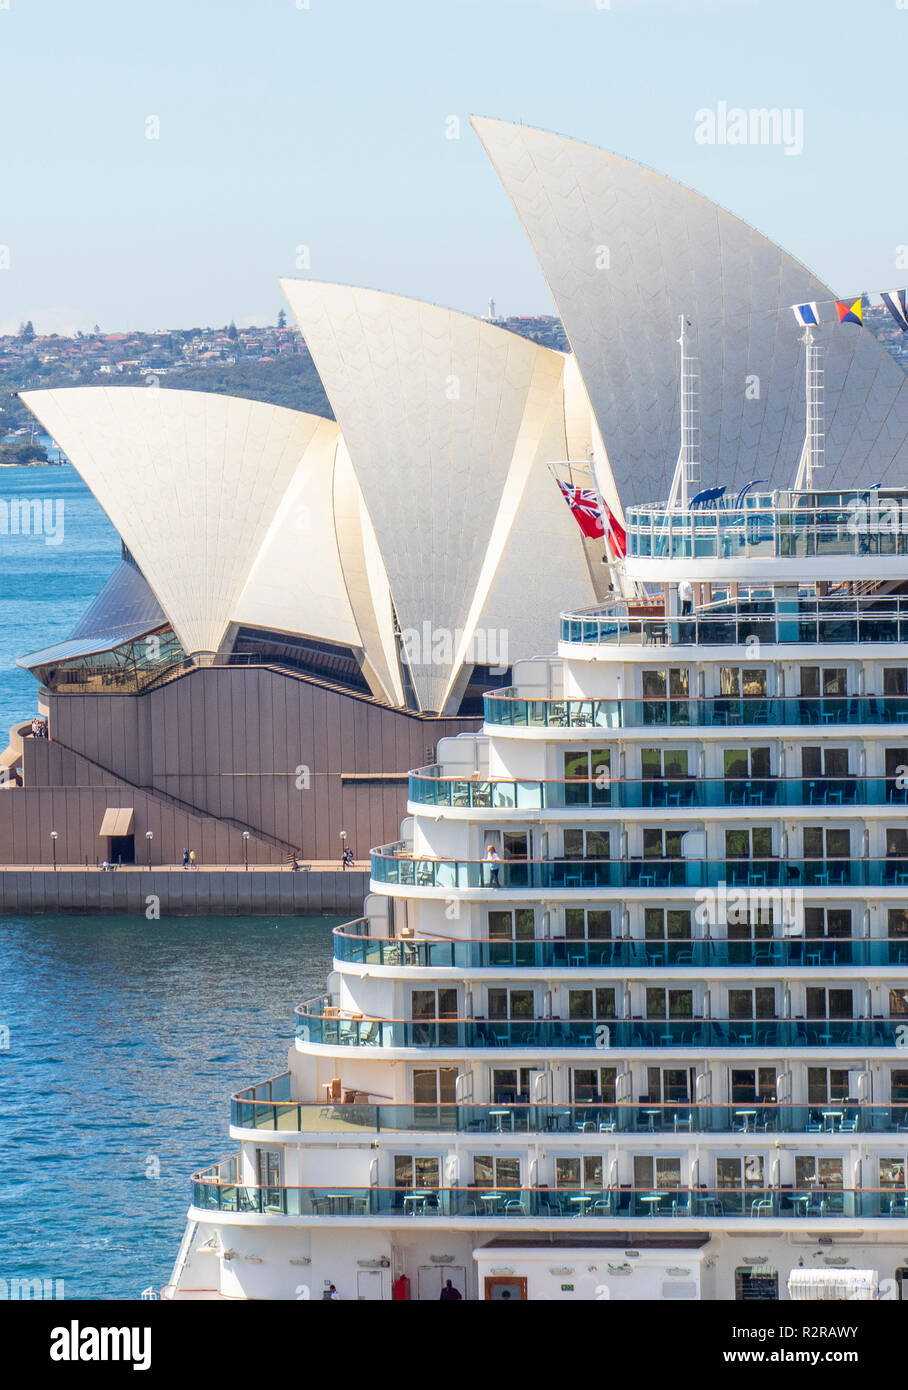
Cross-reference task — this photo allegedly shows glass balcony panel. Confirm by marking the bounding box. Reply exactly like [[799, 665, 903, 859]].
[[190, 1179, 905, 1219]]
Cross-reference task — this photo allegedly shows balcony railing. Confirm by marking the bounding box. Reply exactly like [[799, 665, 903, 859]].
[[371, 848, 908, 891], [191, 1175, 908, 1221], [482, 692, 908, 730], [624, 492, 908, 563], [408, 766, 908, 812], [229, 1092, 908, 1138], [294, 1003, 908, 1050], [560, 594, 908, 648], [332, 922, 908, 970]]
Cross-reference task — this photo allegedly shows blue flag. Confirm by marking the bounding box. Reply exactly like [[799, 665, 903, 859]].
[[792, 303, 820, 327], [881, 290, 908, 332]]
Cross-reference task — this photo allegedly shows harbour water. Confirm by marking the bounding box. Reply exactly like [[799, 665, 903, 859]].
[[0, 914, 337, 1299], [0, 464, 119, 737]]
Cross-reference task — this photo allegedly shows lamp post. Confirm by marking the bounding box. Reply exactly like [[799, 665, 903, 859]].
[[243, 830, 250, 872], [50, 829, 58, 872], [340, 829, 347, 869], [145, 829, 153, 869]]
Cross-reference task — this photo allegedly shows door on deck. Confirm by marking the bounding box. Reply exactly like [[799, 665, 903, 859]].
[[417, 1264, 467, 1300], [484, 1275, 527, 1301], [356, 1269, 384, 1300]]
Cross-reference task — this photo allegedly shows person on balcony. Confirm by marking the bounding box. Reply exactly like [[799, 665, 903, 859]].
[[486, 844, 501, 886]]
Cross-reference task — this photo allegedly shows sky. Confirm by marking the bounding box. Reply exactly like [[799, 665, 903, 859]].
[[0, 0, 904, 334]]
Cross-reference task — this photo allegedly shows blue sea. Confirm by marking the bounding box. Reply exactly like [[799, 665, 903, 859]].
[[0, 474, 341, 1298], [0, 915, 338, 1299], [0, 463, 120, 736]]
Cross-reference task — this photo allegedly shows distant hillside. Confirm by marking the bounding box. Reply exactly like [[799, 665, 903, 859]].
[[1, 352, 334, 459], [160, 352, 334, 419]]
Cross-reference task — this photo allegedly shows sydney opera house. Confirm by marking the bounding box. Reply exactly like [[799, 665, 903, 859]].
[[4, 116, 908, 889]]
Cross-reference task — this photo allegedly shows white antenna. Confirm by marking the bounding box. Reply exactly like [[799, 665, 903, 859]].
[[666, 314, 700, 510], [793, 325, 824, 491]]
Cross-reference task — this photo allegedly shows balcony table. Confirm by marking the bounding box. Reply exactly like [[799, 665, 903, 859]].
[[326, 1193, 354, 1215], [734, 1110, 757, 1132], [479, 1191, 505, 1213], [489, 1108, 512, 1132], [640, 1193, 667, 1216], [822, 1111, 843, 1132], [643, 1108, 662, 1132], [403, 1191, 432, 1215]]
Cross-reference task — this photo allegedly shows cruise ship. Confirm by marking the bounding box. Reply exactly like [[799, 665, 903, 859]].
[[160, 469, 908, 1303]]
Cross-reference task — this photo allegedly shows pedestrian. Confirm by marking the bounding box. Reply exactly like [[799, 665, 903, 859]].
[[181, 848, 190, 870], [678, 578, 694, 617], [189, 848, 198, 870], [343, 847, 354, 870], [485, 844, 501, 887], [439, 1279, 462, 1301], [322, 1283, 340, 1300]]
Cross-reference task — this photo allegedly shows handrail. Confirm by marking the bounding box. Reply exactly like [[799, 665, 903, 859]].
[[294, 1000, 902, 1027], [230, 1097, 908, 1117], [331, 922, 908, 951], [371, 846, 908, 867]]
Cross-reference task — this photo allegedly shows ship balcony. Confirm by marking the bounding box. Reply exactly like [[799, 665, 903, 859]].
[[332, 921, 908, 970], [294, 1002, 908, 1050], [190, 1167, 908, 1223], [559, 591, 908, 651], [229, 1090, 908, 1140], [408, 767, 908, 814], [371, 847, 908, 892], [482, 690, 908, 730], [624, 490, 908, 571]]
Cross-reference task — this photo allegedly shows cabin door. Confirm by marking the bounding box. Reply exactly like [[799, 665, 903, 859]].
[[484, 1275, 527, 1300]]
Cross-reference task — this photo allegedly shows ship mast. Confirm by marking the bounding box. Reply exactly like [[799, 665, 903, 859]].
[[666, 314, 700, 511], [793, 324, 824, 491]]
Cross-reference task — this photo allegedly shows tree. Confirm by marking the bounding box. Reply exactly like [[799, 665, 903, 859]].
[[18, 320, 35, 342], [228, 321, 238, 340], [0, 439, 48, 465], [277, 308, 287, 329]]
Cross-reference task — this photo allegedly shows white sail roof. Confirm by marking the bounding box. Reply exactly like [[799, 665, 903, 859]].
[[21, 387, 322, 657], [471, 116, 908, 506], [281, 280, 596, 712], [233, 417, 361, 647], [24, 299, 605, 711]]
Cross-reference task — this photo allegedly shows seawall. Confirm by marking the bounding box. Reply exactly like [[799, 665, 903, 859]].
[[0, 868, 368, 916]]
